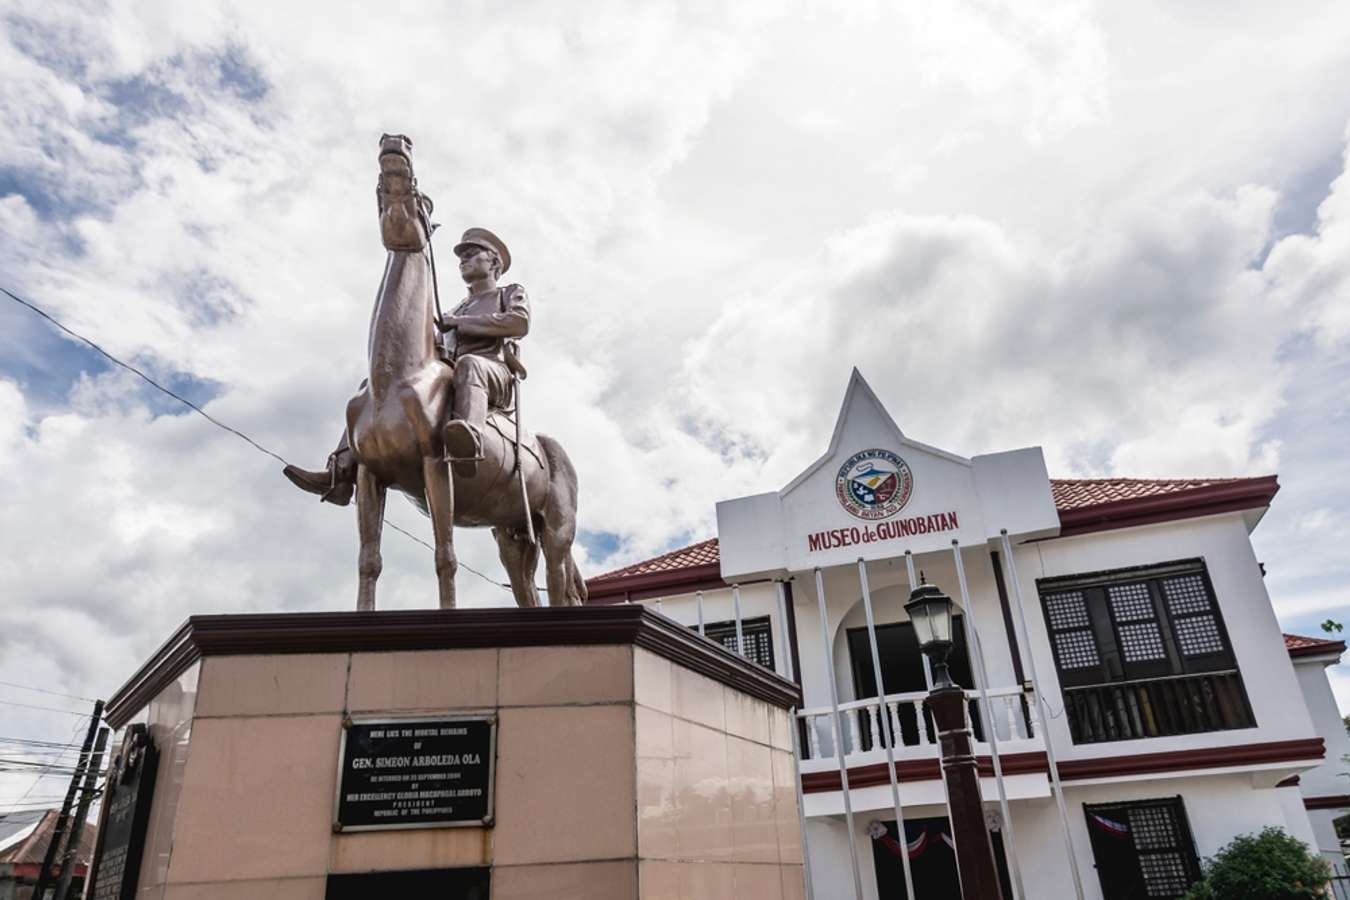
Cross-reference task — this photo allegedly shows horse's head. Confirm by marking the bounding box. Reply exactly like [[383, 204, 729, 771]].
[[376, 133, 433, 252]]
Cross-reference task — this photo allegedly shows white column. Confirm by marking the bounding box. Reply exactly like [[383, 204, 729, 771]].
[[953, 540, 1025, 900], [776, 580, 815, 900], [813, 567, 865, 900], [857, 558, 917, 898], [1001, 530, 1086, 900], [697, 590, 706, 637], [733, 583, 746, 658]]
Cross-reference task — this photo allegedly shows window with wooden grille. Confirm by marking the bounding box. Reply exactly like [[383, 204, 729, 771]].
[[698, 616, 775, 670], [1084, 797, 1202, 899], [1038, 560, 1255, 743]]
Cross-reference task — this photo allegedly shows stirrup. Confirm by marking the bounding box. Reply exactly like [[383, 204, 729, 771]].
[[443, 420, 484, 464]]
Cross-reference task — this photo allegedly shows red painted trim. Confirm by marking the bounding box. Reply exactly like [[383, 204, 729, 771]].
[[803, 752, 1051, 793], [1304, 794, 1350, 811], [1276, 774, 1301, 788], [586, 563, 726, 603], [1287, 641, 1346, 659], [584, 479, 1282, 599], [1055, 738, 1324, 780], [800, 738, 1324, 794], [1055, 477, 1279, 538]]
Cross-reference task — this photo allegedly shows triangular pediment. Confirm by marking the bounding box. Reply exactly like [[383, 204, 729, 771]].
[[716, 369, 1059, 580], [782, 368, 969, 497]]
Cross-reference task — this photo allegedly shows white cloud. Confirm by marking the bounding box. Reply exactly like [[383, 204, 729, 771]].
[[4, 0, 1350, 802]]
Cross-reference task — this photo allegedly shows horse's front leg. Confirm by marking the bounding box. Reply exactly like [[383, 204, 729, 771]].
[[355, 464, 386, 611], [422, 456, 457, 609]]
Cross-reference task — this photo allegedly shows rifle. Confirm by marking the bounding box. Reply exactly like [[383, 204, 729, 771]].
[[504, 340, 535, 545]]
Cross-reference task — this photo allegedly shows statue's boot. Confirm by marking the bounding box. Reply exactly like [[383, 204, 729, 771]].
[[282, 451, 355, 506], [444, 420, 483, 478]]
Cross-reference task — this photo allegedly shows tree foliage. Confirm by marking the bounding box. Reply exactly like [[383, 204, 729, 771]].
[[1182, 828, 1330, 900]]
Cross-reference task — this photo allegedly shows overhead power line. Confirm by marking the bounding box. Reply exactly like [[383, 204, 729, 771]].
[[0, 699, 90, 718], [0, 718, 93, 820], [0, 735, 91, 750], [2, 285, 520, 594], [0, 681, 97, 704]]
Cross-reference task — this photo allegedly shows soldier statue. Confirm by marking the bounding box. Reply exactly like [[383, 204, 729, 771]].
[[283, 227, 528, 502], [288, 134, 583, 611]]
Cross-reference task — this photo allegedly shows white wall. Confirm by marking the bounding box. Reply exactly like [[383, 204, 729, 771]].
[[639, 582, 791, 680], [1292, 656, 1350, 799], [1291, 654, 1350, 860], [789, 546, 1021, 715], [803, 774, 1310, 900], [1307, 809, 1346, 865]]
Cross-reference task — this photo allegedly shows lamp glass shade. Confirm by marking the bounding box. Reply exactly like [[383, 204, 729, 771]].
[[905, 586, 954, 649]]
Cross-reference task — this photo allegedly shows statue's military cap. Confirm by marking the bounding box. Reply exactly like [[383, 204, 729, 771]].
[[453, 227, 511, 275]]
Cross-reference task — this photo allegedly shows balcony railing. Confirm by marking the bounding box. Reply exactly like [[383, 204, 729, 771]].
[[1062, 670, 1255, 744], [796, 685, 1038, 763]]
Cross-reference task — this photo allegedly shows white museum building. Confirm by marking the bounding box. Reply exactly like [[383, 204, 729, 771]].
[[585, 370, 1349, 900]]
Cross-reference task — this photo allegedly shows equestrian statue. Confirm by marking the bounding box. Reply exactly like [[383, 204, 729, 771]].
[[283, 134, 586, 611]]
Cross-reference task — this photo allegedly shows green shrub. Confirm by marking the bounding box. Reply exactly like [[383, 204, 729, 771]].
[[1182, 827, 1330, 900]]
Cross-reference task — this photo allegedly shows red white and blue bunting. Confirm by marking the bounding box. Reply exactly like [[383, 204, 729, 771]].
[[1089, 813, 1130, 839], [869, 824, 957, 860]]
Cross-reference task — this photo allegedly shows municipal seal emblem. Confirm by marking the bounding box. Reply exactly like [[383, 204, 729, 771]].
[[835, 449, 913, 520]]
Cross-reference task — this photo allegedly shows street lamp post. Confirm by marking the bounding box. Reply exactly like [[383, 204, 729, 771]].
[[906, 582, 1005, 900]]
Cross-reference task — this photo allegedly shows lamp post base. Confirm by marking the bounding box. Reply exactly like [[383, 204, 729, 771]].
[[927, 685, 1005, 900]]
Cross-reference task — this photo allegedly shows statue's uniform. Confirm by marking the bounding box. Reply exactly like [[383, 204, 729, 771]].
[[445, 283, 529, 426], [309, 285, 528, 490], [282, 225, 525, 505]]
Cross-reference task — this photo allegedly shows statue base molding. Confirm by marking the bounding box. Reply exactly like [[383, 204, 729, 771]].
[[97, 606, 806, 899]]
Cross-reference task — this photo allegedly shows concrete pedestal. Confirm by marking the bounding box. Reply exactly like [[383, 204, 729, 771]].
[[99, 606, 805, 899]]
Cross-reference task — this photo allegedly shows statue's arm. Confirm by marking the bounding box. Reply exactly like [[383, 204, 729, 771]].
[[446, 284, 530, 338]]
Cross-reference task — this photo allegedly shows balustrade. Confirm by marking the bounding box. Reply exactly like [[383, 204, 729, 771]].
[[795, 685, 1037, 761], [1062, 670, 1255, 744]]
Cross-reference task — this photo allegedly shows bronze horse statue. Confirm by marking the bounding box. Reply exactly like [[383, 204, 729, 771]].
[[342, 135, 585, 610]]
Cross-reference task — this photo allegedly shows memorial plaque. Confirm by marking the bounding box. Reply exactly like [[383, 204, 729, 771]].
[[86, 724, 160, 900], [335, 715, 496, 831]]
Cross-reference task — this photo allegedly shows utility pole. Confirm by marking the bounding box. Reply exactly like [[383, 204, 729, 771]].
[[54, 726, 108, 900], [33, 699, 103, 900]]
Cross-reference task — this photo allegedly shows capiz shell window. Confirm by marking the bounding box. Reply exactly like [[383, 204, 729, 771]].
[[1037, 559, 1255, 744]]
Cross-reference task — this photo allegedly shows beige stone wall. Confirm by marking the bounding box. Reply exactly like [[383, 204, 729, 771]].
[[127, 643, 802, 899], [633, 648, 805, 899], [132, 661, 200, 897]]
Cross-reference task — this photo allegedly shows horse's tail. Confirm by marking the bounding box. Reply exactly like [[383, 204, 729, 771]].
[[569, 547, 588, 606], [537, 433, 587, 606]]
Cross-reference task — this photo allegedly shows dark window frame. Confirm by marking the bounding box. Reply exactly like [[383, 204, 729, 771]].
[[1038, 559, 1240, 688], [698, 615, 775, 670], [1038, 559, 1256, 743], [1083, 796, 1202, 899]]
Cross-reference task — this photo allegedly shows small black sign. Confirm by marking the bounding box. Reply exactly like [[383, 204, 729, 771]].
[[87, 724, 160, 900], [335, 716, 496, 831], [326, 866, 490, 899]]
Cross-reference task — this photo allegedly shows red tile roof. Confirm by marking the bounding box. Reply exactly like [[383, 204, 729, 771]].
[[589, 538, 720, 584], [0, 808, 96, 867], [587, 476, 1280, 599], [1284, 633, 1347, 658], [1051, 478, 1256, 511]]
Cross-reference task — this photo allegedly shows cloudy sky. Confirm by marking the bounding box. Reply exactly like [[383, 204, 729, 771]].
[[3, 0, 1349, 808]]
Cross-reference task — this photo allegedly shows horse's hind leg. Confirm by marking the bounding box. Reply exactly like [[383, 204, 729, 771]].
[[355, 465, 386, 611], [422, 456, 457, 609], [493, 527, 540, 608], [537, 436, 587, 607]]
